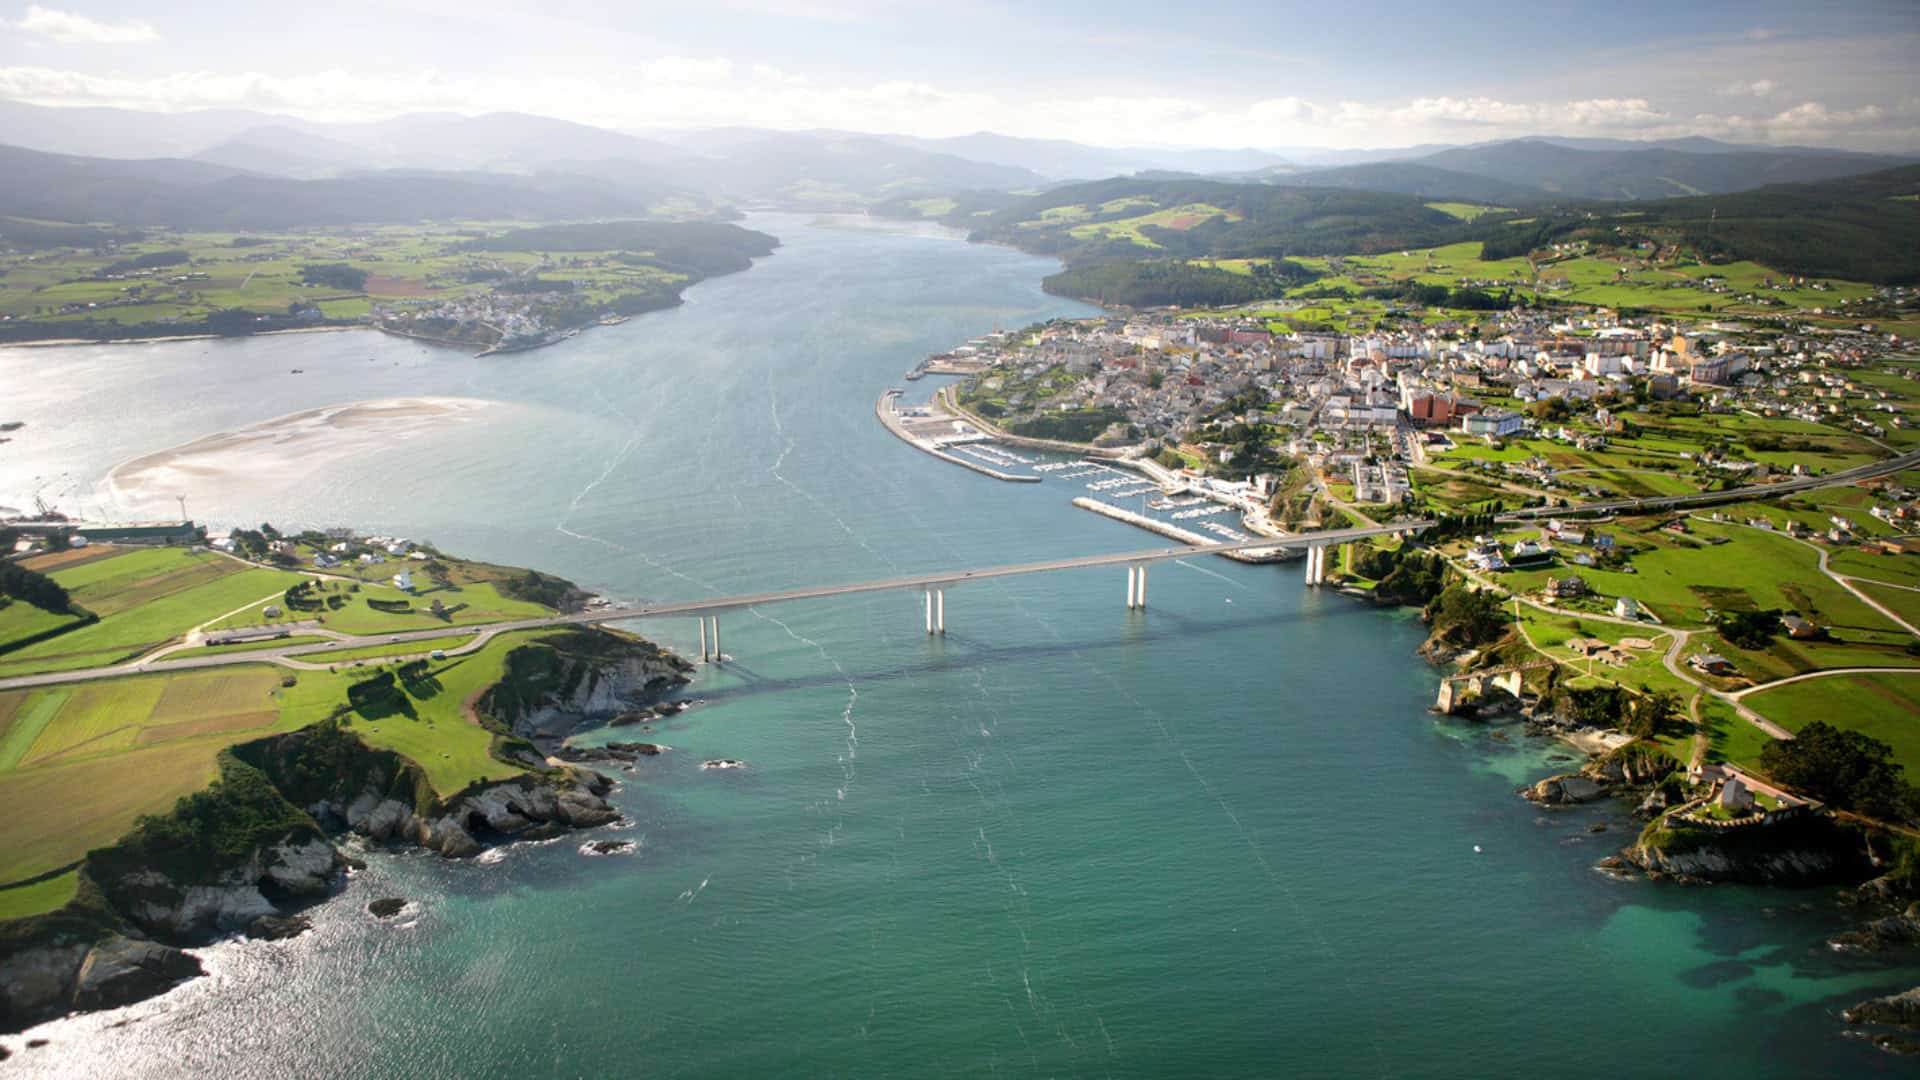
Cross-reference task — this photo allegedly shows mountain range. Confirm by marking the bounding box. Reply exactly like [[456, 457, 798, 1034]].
[[0, 97, 1915, 240]]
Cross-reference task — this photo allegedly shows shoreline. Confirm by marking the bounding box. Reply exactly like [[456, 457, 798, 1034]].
[[0, 324, 366, 352]]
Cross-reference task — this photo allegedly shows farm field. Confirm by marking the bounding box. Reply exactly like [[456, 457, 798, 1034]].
[[0, 666, 291, 884]]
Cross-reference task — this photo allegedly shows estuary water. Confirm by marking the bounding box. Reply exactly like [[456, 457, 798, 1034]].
[[2, 215, 1915, 1078]]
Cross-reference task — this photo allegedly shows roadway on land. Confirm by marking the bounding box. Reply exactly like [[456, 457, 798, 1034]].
[[1497, 447, 1920, 520]]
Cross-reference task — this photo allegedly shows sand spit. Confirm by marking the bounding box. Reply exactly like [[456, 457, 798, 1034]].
[[106, 397, 497, 515]]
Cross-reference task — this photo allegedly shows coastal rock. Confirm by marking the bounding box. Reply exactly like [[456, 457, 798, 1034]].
[[1524, 774, 1605, 805], [245, 914, 312, 941], [70, 938, 202, 1011], [580, 839, 635, 856], [102, 832, 345, 940], [1844, 986, 1920, 1036], [367, 898, 407, 919], [0, 939, 92, 1030]]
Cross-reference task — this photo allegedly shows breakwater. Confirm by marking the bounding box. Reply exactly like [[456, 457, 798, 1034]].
[[1071, 497, 1290, 562]]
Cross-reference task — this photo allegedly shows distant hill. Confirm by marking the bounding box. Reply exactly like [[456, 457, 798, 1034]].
[[0, 143, 667, 229], [1414, 139, 1912, 200], [658, 131, 1047, 205], [1253, 162, 1549, 206], [1473, 163, 1920, 283], [877, 131, 1290, 181], [968, 176, 1462, 261]]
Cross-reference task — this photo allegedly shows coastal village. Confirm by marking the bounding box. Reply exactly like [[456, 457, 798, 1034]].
[[885, 296, 1920, 880]]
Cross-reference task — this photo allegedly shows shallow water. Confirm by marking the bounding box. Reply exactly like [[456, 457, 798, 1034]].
[[1, 215, 1912, 1078]]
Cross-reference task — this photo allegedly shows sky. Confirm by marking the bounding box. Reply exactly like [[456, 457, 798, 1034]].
[[1, 0, 1917, 151]]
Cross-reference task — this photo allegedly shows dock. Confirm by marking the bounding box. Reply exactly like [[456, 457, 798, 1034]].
[[875, 390, 1040, 483]]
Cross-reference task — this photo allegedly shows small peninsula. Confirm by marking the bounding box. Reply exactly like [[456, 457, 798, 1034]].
[[0, 526, 695, 1030]]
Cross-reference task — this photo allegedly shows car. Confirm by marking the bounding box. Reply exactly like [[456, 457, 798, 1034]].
[[389, 635, 400, 642]]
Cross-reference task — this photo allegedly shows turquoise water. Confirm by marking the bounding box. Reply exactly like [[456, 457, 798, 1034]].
[[3, 215, 1915, 1077]]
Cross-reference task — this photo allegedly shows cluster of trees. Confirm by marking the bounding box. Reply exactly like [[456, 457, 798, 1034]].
[[102, 249, 190, 275], [299, 263, 369, 291], [501, 569, 581, 611], [0, 559, 72, 614], [1424, 510, 1502, 543], [1544, 680, 1682, 737], [1043, 261, 1270, 308], [1350, 546, 1451, 607], [1760, 722, 1917, 823], [1423, 584, 1511, 649], [1713, 609, 1781, 650], [1361, 282, 1514, 311]]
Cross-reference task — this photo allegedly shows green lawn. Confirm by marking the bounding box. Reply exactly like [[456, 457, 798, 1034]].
[[0, 869, 80, 920], [318, 633, 479, 663], [1745, 672, 1920, 775], [0, 600, 86, 652]]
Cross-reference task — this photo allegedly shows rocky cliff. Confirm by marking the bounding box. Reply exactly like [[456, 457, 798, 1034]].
[[477, 627, 692, 747], [1620, 813, 1872, 885]]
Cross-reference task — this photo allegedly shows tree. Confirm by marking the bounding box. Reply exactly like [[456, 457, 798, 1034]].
[[1626, 689, 1682, 739], [1760, 721, 1915, 821], [0, 560, 73, 614]]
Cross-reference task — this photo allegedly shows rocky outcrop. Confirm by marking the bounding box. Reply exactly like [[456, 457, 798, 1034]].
[[102, 835, 344, 941], [0, 919, 201, 1032], [1621, 814, 1872, 886], [480, 630, 692, 748], [1843, 987, 1920, 1055], [70, 937, 202, 1011], [1524, 773, 1607, 805]]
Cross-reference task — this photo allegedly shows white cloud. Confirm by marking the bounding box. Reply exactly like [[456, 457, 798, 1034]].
[[0, 60, 1914, 152], [1718, 79, 1780, 99], [7, 6, 159, 44]]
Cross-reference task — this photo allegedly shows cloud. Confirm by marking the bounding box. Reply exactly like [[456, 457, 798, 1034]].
[[1718, 79, 1780, 98], [6, 6, 159, 44], [0, 60, 1914, 152]]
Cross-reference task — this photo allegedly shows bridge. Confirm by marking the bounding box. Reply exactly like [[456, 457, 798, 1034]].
[[0, 520, 1427, 693], [6, 444, 1915, 695]]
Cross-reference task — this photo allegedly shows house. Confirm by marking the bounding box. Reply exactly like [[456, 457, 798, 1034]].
[[1717, 774, 1755, 812], [392, 570, 415, 592], [314, 553, 339, 568], [1592, 534, 1616, 553], [1545, 576, 1586, 599], [358, 552, 385, 566], [1613, 596, 1641, 620], [1510, 538, 1548, 561], [1461, 409, 1525, 438], [1467, 545, 1508, 572], [1782, 615, 1818, 639], [1688, 653, 1738, 676]]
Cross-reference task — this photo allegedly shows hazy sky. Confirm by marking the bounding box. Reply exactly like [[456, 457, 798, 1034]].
[[1, 1, 1917, 150]]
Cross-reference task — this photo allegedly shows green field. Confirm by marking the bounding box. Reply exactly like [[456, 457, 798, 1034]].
[[211, 577, 549, 636], [1745, 673, 1920, 775], [278, 630, 558, 796], [1425, 202, 1511, 222], [0, 870, 79, 921], [0, 548, 305, 677]]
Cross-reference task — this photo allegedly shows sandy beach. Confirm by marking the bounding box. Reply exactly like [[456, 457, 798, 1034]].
[[105, 397, 497, 517]]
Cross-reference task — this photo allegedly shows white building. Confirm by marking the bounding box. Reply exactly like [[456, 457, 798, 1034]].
[[392, 570, 415, 592]]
